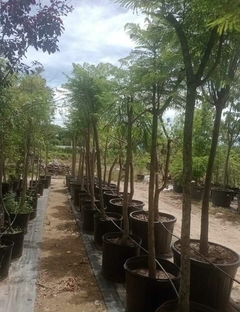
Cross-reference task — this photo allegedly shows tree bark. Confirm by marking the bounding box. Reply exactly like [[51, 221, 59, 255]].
[[200, 105, 223, 255], [108, 157, 118, 186], [92, 119, 105, 218], [178, 84, 196, 312]]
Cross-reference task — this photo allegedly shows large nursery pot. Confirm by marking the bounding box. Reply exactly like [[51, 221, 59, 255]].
[[40, 177, 49, 189], [109, 198, 144, 216], [82, 202, 101, 233], [12, 180, 20, 192], [94, 183, 117, 195], [72, 184, 82, 206], [2, 228, 24, 259], [155, 300, 217, 312], [237, 194, 240, 213], [211, 188, 233, 208], [172, 180, 183, 194], [172, 239, 240, 312], [9, 212, 30, 234], [93, 212, 123, 246], [191, 185, 204, 201], [130, 210, 176, 256], [29, 196, 38, 220], [102, 232, 142, 283], [0, 239, 14, 280], [2, 182, 10, 196], [37, 182, 44, 196], [103, 191, 124, 212], [124, 255, 180, 312]]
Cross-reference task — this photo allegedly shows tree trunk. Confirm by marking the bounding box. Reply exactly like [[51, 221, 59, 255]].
[[77, 148, 82, 182], [44, 143, 48, 177], [148, 105, 158, 278], [108, 157, 118, 186], [103, 137, 108, 183], [86, 128, 94, 204], [0, 133, 4, 230], [117, 156, 122, 195], [19, 135, 31, 210], [178, 85, 197, 312], [71, 136, 77, 177], [223, 142, 232, 188], [92, 119, 105, 218], [122, 102, 132, 245], [200, 105, 223, 255]]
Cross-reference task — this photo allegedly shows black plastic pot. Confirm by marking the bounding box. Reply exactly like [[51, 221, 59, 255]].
[[211, 188, 233, 208], [82, 203, 100, 233], [103, 191, 124, 212], [2, 229, 24, 259], [191, 186, 204, 201], [79, 193, 91, 213], [109, 198, 144, 216], [12, 180, 20, 192], [102, 232, 142, 283], [94, 212, 123, 246], [2, 182, 10, 196], [124, 255, 180, 312], [72, 184, 81, 206], [40, 178, 49, 189], [36, 182, 44, 196], [173, 180, 183, 194], [172, 239, 240, 312], [0, 239, 14, 280], [130, 210, 176, 256], [29, 197, 38, 220], [137, 174, 145, 181], [9, 213, 30, 234], [155, 300, 217, 312], [94, 183, 117, 195], [237, 195, 240, 213]]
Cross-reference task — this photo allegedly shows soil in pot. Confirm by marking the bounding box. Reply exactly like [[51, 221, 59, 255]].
[[130, 210, 176, 256], [155, 300, 217, 312], [211, 188, 233, 208], [172, 239, 240, 312], [0, 239, 14, 280], [102, 232, 141, 283], [109, 198, 144, 215], [124, 255, 180, 312], [94, 212, 123, 246], [1, 228, 24, 259]]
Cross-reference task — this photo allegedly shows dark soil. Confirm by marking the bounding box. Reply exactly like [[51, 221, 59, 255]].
[[175, 241, 239, 264], [132, 268, 176, 280], [133, 212, 174, 222], [106, 236, 136, 247]]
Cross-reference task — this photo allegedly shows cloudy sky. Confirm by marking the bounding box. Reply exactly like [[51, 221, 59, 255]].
[[25, 0, 145, 125]]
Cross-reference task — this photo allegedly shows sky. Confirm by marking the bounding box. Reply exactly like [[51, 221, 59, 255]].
[[25, 0, 175, 125]]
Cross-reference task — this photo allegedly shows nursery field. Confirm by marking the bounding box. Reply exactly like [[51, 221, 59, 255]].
[[33, 177, 240, 312]]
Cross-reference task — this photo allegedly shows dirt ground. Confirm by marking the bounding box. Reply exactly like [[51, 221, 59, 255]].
[[35, 178, 240, 312], [34, 178, 106, 312]]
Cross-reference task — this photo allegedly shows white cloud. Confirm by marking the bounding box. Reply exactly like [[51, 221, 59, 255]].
[[24, 0, 145, 125]]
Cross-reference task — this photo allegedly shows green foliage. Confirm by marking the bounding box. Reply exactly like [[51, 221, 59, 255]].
[[4, 192, 33, 214]]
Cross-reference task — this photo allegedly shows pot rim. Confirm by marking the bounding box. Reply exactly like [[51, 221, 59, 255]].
[[129, 210, 177, 223], [172, 239, 240, 267], [124, 255, 180, 282]]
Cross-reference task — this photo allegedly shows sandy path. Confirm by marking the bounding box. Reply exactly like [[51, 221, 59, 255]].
[[35, 178, 106, 312], [133, 181, 240, 303]]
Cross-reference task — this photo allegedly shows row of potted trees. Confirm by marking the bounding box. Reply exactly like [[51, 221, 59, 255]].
[[0, 174, 51, 281], [66, 131, 240, 312]]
